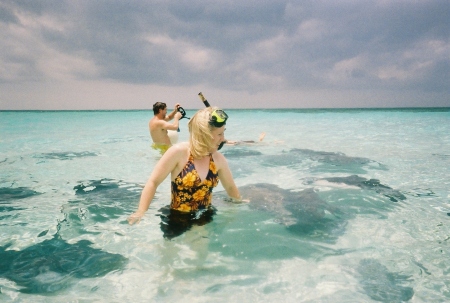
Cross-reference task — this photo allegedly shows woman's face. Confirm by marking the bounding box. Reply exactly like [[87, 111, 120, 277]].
[[210, 125, 226, 151]]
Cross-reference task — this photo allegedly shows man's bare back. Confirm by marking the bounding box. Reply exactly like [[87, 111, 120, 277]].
[[149, 102, 182, 146], [149, 117, 173, 145]]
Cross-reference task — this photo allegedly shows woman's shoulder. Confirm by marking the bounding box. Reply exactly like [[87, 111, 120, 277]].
[[162, 142, 189, 157], [211, 150, 227, 165], [168, 141, 188, 152]]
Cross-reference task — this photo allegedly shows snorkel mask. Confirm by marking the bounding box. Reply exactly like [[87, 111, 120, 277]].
[[209, 109, 228, 128]]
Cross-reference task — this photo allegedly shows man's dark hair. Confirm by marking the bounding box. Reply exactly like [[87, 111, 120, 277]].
[[153, 102, 167, 115]]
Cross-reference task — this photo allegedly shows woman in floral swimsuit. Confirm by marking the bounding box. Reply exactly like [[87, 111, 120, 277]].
[[170, 153, 219, 212], [128, 107, 241, 238]]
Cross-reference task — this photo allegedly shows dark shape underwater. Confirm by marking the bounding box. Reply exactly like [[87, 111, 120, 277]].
[[34, 151, 98, 161], [240, 184, 339, 223], [0, 187, 40, 201], [222, 148, 263, 158], [357, 258, 414, 302], [235, 183, 345, 240], [0, 187, 40, 219], [55, 179, 141, 239], [0, 235, 127, 294], [262, 148, 386, 174], [323, 175, 406, 202], [69, 179, 141, 223], [210, 183, 348, 260], [73, 178, 141, 203]]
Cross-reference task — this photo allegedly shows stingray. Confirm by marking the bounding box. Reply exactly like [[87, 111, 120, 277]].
[[238, 184, 338, 224], [0, 187, 40, 201], [0, 235, 127, 294], [357, 258, 414, 302], [57, 179, 141, 238], [222, 148, 263, 158], [210, 183, 347, 260], [290, 149, 373, 166], [0, 187, 41, 220], [34, 151, 98, 161], [322, 175, 406, 202], [0, 181, 129, 294], [261, 148, 387, 174], [73, 178, 141, 201], [235, 183, 345, 238]]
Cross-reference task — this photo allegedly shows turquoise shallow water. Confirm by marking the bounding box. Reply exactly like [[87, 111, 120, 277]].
[[1, 108, 449, 302]]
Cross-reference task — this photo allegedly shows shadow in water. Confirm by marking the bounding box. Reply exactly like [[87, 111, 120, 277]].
[[68, 178, 141, 221], [262, 148, 387, 174], [225, 147, 388, 178], [322, 175, 406, 202], [0, 235, 127, 294], [210, 184, 349, 260], [0, 181, 131, 294], [53, 179, 142, 239], [240, 183, 344, 236], [0, 187, 40, 201], [211, 176, 405, 261], [0, 187, 40, 221], [357, 258, 414, 302], [33, 151, 98, 161], [222, 148, 263, 158]]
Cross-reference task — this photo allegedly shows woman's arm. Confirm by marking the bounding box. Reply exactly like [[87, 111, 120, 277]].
[[214, 153, 241, 200], [127, 144, 184, 225]]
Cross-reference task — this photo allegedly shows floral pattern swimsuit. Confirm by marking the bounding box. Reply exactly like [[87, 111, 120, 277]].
[[171, 154, 219, 212]]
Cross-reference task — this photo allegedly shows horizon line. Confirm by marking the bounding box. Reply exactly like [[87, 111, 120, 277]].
[[1, 106, 450, 112]]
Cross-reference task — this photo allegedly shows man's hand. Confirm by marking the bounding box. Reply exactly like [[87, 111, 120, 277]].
[[173, 103, 181, 111], [174, 112, 182, 120]]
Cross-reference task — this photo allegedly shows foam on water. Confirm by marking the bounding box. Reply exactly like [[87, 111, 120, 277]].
[[0, 108, 449, 302]]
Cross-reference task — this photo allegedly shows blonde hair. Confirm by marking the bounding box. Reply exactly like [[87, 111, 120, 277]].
[[188, 107, 220, 159]]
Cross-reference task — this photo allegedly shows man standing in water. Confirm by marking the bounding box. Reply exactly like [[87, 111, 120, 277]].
[[149, 102, 183, 154]]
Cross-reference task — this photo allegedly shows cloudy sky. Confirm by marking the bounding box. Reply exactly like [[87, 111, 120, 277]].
[[1, 0, 449, 110]]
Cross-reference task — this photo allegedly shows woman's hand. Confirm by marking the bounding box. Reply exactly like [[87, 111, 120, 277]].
[[226, 196, 249, 203], [127, 212, 144, 225]]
